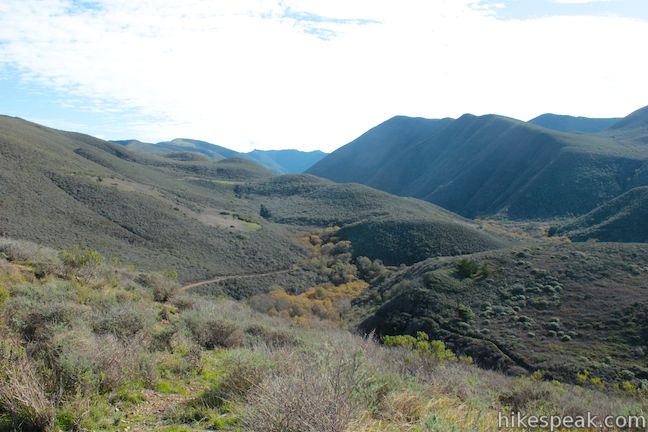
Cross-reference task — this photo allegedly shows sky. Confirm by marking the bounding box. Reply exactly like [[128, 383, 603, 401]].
[[1, 0, 648, 152]]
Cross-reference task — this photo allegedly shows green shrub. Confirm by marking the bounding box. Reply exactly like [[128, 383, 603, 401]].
[[383, 332, 455, 362], [182, 307, 243, 349], [92, 303, 154, 341], [0, 285, 9, 310], [59, 246, 104, 269], [455, 259, 480, 278], [138, 273, 179, 303]]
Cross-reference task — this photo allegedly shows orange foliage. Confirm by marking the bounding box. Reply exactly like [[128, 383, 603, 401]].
[[262, 281, 368, 324]]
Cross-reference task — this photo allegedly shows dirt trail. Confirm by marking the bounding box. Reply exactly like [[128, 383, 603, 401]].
[[180, 266, 295, 292]]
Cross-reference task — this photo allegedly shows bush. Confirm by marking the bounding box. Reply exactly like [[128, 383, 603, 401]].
[[137, 273, 179, 303], [92, 303, 154, 341], [455, 258, 480, 278], [243, 349, 365, 432], [383, 332, 455, 362], [181, 306, 243, 349], [53, 330, 157, 393], [245, 324, 298, 348], [0, 285, 9, 310], [0, 239, 57, 263], [202, 354, 268, 407], [0, 341, 56, 431]]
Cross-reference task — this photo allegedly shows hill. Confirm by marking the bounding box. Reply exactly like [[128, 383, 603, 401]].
[[245, 149, 327, 174], [115, 139, 327, 174], [308, 107, 648, 219], [0, 116, 503, 290], [354, 242, 648, 383], [609, 105, 648, 131], [115, 138, 237, 160], [552, 186, 648, 242], [2, 241, 643, 431], [529, 113, 620, 133]]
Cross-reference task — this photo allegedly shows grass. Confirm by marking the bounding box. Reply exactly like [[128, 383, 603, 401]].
[[1, 240, 647, 431]]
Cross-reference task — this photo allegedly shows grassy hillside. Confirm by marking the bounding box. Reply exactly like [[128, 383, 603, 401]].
[[308, 108, 648, 219], [245, 149, 327, 174], [354, 242, 648, 384], [1, 240, 646, 431], [116, 138, 238, 160], [234, 174, 507, 264], [1, 116, 503, 289], [552, 186, 648, 242], [529, 113, 620, 133]]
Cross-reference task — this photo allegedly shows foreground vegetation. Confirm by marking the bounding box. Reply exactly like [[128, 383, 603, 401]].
[[1, 238, 647, 431]]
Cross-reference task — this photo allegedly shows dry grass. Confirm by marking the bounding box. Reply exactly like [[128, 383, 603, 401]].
[[0, 342, 56, 431]]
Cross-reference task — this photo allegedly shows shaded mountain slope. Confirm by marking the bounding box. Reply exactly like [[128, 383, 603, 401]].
[[529, 113, 620, 133], [553, 186, 648, 242], [354, 242, 648, 382], [308, 108, 648, 219]]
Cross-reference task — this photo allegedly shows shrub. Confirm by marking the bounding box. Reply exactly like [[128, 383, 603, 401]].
[[137, 273, 179, 303], [383, 332, 455, 362], [0, 341, 56, 431], [455, 258, 480, 278], [181, 307, 243, 349], [0, 239, 57, 263], [92, 303, 154, 341], [203, 354, 268, 407], [0, 285, 9, 310], [245, 324, 298, 348], [53, 329, 156, 393], [355, 256, 385, 283], [243, 349, 365, 432], [457, 304, 474, 322]]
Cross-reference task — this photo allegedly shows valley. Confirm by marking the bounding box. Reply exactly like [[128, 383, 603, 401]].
[[1, 112, 648, 431]]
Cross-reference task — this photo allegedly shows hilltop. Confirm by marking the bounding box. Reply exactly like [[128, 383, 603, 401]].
[[308, 106, 648, 219], [529, 113, 620, 133], [114, 139, 327, 174]]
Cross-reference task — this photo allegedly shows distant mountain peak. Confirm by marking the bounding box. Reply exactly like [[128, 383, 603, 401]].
[[610, 105, 648, 130]]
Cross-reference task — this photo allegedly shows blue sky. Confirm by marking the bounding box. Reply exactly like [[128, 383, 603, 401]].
[[1, 0, 648, 151]]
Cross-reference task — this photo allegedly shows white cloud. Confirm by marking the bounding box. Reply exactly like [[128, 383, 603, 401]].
[[0, 0, 647, 151], [551, 0, 612, 4]]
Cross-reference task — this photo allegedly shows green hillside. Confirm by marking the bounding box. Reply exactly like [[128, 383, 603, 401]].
[[354, 242, 648, 383], [529, 113, 620, 133], [0, 116, 501, 289], [552, 186, 648, 242], [308, 107, 648, 219]]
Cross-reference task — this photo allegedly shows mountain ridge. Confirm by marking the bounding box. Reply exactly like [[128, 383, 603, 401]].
[[308, 106, 648, 219]]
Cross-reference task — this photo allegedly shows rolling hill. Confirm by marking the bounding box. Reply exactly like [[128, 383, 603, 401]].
[[552, 186, 648, 242], [529, 113, 620, 133], [354, 242, 648, 382], [0, 115, 503, 289], [114, 139, 327, 173], [308, 106, 648, 219]]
